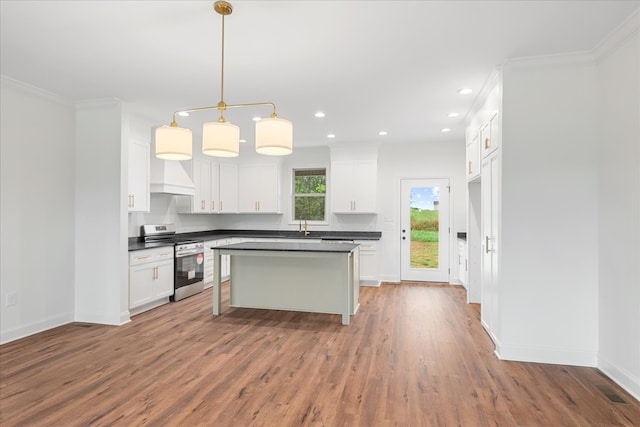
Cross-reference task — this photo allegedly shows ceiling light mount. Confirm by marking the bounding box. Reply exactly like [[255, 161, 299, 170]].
[[155, 1, 293, 160]]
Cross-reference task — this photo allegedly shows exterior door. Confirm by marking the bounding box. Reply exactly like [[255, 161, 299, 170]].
[[400, 179, 450, 282]]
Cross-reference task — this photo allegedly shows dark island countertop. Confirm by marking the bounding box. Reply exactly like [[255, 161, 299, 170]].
[[129, 229, 381, 251], [215, 241, 360, 253]]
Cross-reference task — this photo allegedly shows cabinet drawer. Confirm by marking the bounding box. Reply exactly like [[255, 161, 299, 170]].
[[129, 247, 174, 266]]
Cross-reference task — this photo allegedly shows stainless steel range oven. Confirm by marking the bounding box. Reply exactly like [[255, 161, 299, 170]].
[[173, 240, 204, 301], [141, 225, 204, 302]]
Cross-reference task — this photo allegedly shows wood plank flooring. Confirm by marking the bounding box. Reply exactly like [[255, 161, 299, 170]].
[[1, 282, 639, 426]]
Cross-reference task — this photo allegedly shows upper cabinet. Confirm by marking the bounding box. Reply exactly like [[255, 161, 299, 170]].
[[481, 112, 500, 158], [331, 160, 377, 213], [238, 163, 280, 213], [466, 132, 481, 181], [213, 163, 238, 213], [178, 159, 238, 214], [127, 138, 150, 212]]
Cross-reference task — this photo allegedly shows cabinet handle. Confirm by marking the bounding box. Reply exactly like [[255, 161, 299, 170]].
[[484, 137, 490, 149], [220, 200, 223, 211], [212, 200, 215, 211], [258, 201, 261, 211], [132, 194, 135, 207], [465, 259, 468, 271], [485, 236, 490, 253], [468, 161, 472, 174], [353, 200, 356, 211], [136, 255, 151, 260]]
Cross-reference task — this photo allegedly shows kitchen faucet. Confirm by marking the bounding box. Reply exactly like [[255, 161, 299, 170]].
[[299, 219, 310, 236]]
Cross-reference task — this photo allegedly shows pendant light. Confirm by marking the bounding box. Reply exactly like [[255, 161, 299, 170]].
[[155, 1, 293, 160]]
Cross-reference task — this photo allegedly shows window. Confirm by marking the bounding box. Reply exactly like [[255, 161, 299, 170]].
[[293, 168, 326, 221]]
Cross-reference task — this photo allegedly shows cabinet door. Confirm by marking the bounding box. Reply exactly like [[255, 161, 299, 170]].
[[194, 159, 211, 213], [330, 162, 354, 212], [153, 259, 174, 298], [238, 164, 279, 213], [219, 163, 238, 213], [355, 240, 379, 285], [129, 264, 154, 309], [210, 162, 220, 213], [353, 161, 377, 212], [481, 113, 500, 158], [466, 133, 480, 180], [481, 153, 500, 337], [128, 139, 150, 212]]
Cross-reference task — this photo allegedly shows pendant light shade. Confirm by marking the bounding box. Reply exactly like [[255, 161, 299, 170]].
[[255, 117, 293, 156], [156, 2, 293, 160], [155, 125, 193, 160], [202, 121, 240, 157]]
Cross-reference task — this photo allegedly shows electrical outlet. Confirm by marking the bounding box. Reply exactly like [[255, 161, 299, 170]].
[[6, 293, 17, 307]]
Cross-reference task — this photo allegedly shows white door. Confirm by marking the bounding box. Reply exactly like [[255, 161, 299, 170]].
[[400, 179, 450, 282]]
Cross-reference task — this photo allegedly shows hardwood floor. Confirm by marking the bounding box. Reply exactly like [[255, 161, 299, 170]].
[[1, 282, 639, 426]]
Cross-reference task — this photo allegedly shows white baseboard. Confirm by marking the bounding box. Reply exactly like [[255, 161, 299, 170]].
[[359, 279, 381, 287], [598, 356, 640, 402], [0, 313, 73, 345], [496, 342, 597, 367]]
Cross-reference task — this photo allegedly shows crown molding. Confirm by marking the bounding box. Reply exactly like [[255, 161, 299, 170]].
[[593, 7, 640, 63], [1, 74, 73, 108]]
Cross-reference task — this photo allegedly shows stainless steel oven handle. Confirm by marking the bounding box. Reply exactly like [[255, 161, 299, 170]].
[[176, 249, 204, 257]]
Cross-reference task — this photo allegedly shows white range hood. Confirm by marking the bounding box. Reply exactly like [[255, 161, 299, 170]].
[[149, 157, 195, 196]]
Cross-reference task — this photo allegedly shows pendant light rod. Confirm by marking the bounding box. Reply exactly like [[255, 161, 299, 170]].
[[219, 2, 227, 108], [169, 101, 280, 126]]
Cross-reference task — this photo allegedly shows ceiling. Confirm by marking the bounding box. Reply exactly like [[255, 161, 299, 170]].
[[1, 1, 638, 149]]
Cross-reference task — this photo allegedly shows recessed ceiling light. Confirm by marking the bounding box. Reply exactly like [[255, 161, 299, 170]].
[[441, 128, 451, 132], [447, 112, 459, 118], [327, 133, 336, 138], [239, 139, 247, 143], [177, 111, 189, 117], [457, 88, 472, 95], [315, 112, 326, 118], [252, 116, 261, 121], [378, 131, 388, 136]]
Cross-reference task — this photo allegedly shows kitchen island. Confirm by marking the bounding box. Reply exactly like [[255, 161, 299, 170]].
[[212, 242, 360, 325]]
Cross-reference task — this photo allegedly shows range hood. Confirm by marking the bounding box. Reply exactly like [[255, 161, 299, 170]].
[[150, 157, 195, 196]]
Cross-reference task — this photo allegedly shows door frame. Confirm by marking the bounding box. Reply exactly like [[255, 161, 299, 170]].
[[399, 178, 451, 282]]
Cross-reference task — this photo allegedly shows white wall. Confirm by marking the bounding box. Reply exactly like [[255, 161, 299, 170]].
[[596, 15, 640, 399], [74, 99, 128, 325], [499, 56, 599, 365], [0, 76, 76, 343], [377, 140, 467, 283]]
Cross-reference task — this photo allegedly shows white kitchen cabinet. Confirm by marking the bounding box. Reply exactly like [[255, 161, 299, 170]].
[[238, 163, 280, 213], [127, 138, 150, 212], [458, 238, 468, 286], [177, 159, 238, 214], [214, 163, 238, 213], [204, 238, 232, 287], [355, 240, 379, 286], [331, 160, 377, 213], [481, 151, 500, 340], [128, 247, 174, 312], [481, 112, 500, 158], [466, 132, 481, 181], [177, 158, 211, 213]]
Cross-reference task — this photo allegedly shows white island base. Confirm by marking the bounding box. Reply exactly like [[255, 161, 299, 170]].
[[212, 242, 360, 325]]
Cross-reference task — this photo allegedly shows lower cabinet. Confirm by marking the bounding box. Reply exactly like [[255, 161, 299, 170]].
[[355, 240, 380, 286], [204, 238, 232, 287], [458, 238, 468, 286], [129, 247, 174, 313]]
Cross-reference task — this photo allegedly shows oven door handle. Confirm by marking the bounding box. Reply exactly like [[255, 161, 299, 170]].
[[176, 249, 204, 257]]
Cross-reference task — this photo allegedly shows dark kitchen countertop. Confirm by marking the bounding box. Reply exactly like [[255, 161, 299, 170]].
[[215, 241, 360, 253], [128, 229, 382, 251]]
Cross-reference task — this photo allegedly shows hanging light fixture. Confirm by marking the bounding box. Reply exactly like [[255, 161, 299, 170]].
[[155, 1, 293, 160]]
